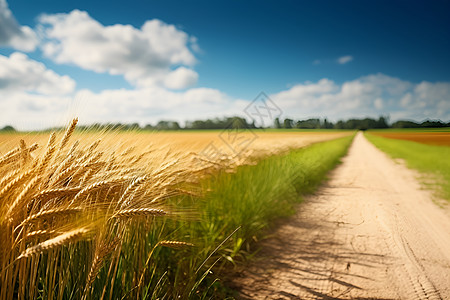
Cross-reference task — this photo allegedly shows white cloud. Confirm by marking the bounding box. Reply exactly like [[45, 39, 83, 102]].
[[0, 0, 38, 51], [1, 72, 449, 130], [374, 98, 384, 109], [337, 55, 353, 64], [0, 52, 76, 130], [0, 83, 246, 130], [312, 59, 321, 65], [407, 81, 450, 119], [271, 73, 450, 122], [0, 93, 74, 130], [73, 86, 243, 126], [164, 67, 199, 89], [0, 52, 75, 95], [38, 10, 198, 89]]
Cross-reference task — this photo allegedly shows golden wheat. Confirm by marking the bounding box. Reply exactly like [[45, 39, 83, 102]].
[[17, 228, 89, 259], [158, 240, 194, 249], [112, 208, 168, 219], [0, 118, 350, 299]]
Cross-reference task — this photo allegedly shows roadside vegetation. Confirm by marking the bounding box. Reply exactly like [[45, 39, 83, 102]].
[[366, 132, 450, 200], [0, 119, 353, 299]]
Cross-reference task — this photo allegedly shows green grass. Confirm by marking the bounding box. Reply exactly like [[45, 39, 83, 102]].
[[365, 133, 450, 200], [155, 134, 355, 298], [368, 127, 450, 133]]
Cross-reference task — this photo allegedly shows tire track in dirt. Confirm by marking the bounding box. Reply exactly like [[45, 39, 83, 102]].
[[232, 132, 450, 299]]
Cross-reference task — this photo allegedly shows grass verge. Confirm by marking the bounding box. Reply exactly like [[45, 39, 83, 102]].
[[173, 134, 355, 297], [365, 133, 450, 200]]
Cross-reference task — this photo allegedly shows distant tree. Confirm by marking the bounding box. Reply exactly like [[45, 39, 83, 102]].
[[283, 118, 293, 129], [171, 121, 181, 130], [376, 116, 389, 128], [128, 123, 141, 130], [322, 118, 334, 129], [155, 121, 170, 130], [421, 120, 446, 128], [0, 125, 16, 132], [229, 117, 249, 129], [274, 117, 282, 129], [155, 121, 180, 130], [391, 120, 420, 128], [334, 120, 345, 129], [296, 118, 320, 129]]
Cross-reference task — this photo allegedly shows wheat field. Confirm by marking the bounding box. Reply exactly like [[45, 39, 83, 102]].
[[0, 119, 349, 299]]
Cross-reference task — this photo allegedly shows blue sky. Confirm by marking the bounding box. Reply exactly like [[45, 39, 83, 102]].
[[1, 0, 449, 129]]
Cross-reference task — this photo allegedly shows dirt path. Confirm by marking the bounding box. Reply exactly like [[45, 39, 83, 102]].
[[233, 132, 450, 299]]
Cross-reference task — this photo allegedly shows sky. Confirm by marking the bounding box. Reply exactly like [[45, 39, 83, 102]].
[[0, 0, 449, 130]]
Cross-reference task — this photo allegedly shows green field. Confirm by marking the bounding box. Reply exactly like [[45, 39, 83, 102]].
[[366, 132, 450, 200]]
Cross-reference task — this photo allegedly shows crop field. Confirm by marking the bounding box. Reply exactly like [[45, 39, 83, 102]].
[[366, 132, 450, 200], [0, 129, 349, 157], [0, 120, 353, 299], [369, 128, 450, 147]]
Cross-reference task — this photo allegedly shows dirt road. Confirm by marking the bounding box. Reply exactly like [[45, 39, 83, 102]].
[[233, 132, 450, 299]]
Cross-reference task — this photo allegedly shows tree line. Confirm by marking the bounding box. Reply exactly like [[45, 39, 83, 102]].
[[276, 117, 450, 129], [1, 116, 449, 132]]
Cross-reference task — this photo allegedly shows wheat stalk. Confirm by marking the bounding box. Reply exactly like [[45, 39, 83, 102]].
[[158, 240, 194, 249], [19, 207, 82, 228], [17, 228, 89, 260], [111, 208, 168, 219], [71, 178, 125, 205], [35, 186, 82, 201], [59, 118, 78, 153], [85, 237, 120, 288], [19, 139, 29, 165], [6, 176, 39, 219], [0, 169, 35, 200], [17, 228, 89, 259], [26, 230, 56, 240], [117, 175, 147, 207]]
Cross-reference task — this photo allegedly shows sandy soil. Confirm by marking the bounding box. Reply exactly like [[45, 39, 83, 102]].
[[232, 132, 450, 299]]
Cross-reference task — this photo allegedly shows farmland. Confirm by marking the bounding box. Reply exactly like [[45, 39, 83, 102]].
[[366, 131, 450, 200], [0, 121, 353, 299], [369, 128, 450, 147], [0, 130, 350, 164]]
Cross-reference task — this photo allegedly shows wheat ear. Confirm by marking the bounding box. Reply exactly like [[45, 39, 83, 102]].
[[17, 228, 89, 259], [158, 240, 194, 249], [59, 118, 78, 153], [6, 176, 39, 219], [111, 208, 168, 219], [19, 207, 82, 228], [85, 237, 120, 288]]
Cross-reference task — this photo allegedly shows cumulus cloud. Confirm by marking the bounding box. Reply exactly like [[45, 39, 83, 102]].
[[337, 55, 353, 64], [164, 67, 199, 90], [402, 81, 450, 119], [271, 73, 450, 122], [1, 72, 449, 130], [73, 86, 244, 126], [0, 0, 38, 51], [0, 83, 245, 131], [0, 52, 75, 95], [38, 10, 198, 89]]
